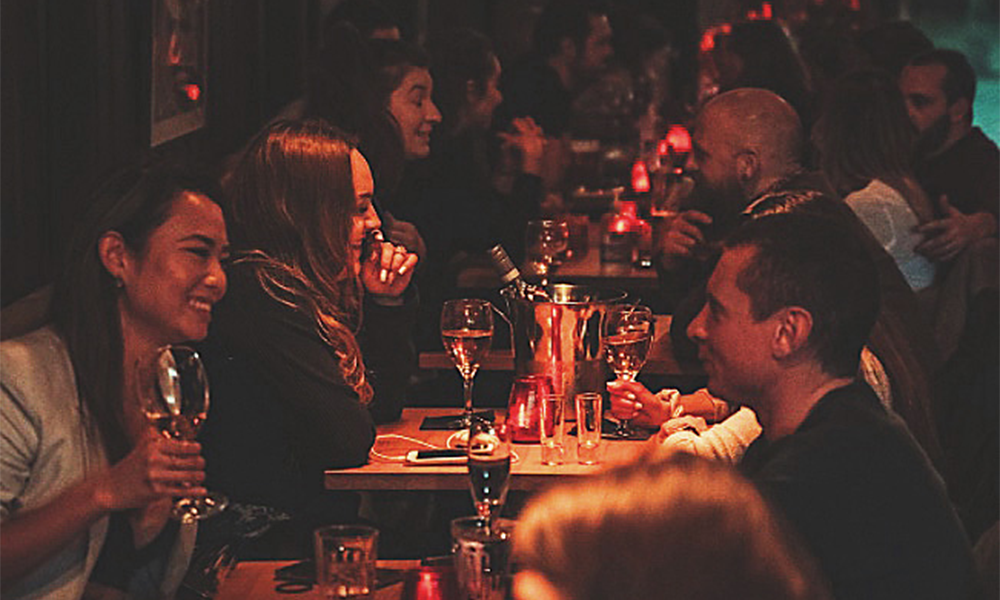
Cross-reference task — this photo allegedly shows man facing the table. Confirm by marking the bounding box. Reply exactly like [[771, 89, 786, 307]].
[[686, 213, 976, 599]]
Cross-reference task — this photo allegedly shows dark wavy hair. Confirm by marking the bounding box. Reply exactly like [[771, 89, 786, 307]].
[[226, 119, 372, 403], [50, 165, 220, 462]]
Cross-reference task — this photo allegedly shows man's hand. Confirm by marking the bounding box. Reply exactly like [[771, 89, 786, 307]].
[[656, 210, 713, 265], [498, 117, 546, 176], [915, 195, 997, 262]]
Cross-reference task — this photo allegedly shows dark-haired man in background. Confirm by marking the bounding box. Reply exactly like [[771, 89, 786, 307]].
[[900, 48, 998, 262], [689, 214, 977, 600]]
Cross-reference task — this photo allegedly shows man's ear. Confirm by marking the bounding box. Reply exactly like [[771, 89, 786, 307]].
[[735, 150, 760, 187], [465, 79, 480, 106], [97, 231, 130, 283], [558, 37, 577, 62], [772, 306, 813, 359], [948, 96, 971, 125]]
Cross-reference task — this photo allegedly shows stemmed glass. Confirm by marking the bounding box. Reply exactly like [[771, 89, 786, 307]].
[[466, 416, 512, 527], [603, 304, 655, 440], [140, 345, 227, 523], [440, 299, 494, 428], [525, 219, 569, 287]]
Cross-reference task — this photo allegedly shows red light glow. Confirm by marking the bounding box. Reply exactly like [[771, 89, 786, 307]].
[[631, 161, 650, 193], [666, 125, 692, 154], [762, 2, 773, 18], [182, 84, 201, 101]]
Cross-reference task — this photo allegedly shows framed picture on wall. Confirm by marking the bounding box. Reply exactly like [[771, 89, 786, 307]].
[[150, 0, 208, 146]]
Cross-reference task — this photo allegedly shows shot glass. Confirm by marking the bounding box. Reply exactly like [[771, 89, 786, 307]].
[[451, 516, 515, 600], [315, 525, 378, 599], [575, 392, 603, 465], [539, 393, 565, 465]]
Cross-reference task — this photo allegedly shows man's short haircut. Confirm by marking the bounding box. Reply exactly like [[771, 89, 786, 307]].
[[908, 48, 977, 105], [533, 0, 608, 58], [725, 212, 880, 378]]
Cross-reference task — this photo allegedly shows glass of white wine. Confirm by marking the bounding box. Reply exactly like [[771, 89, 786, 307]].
[[603, 304, 655, 440], [141, 345, 227, 523], [440, 299, 494, 429]]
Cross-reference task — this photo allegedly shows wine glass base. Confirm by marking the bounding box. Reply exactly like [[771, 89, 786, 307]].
[[605, 422, 652, 440], [173, 492, 228, 523]]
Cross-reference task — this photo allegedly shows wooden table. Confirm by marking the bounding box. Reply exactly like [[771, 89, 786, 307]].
[[216, 560, 420, 600], [325, 408, 649, 492], [419, 314, 703, 377]]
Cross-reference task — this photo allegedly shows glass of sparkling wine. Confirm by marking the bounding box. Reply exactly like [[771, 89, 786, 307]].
[[602, 304, 655, 440], [467, 417, 512, 525], [141, 346, 227, 522], [441, 298, 494, 428]]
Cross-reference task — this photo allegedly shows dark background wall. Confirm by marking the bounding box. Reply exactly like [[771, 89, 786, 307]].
[[0, 0, 702, 307]]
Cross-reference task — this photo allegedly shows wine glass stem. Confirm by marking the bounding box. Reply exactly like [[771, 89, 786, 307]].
[[463, 375, 475, 422]]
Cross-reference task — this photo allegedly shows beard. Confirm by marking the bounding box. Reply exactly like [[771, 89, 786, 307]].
[[690, 172, 747, 235], [915, 112, 951, 159]]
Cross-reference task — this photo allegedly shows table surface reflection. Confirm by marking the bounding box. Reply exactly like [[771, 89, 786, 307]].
[[324, 408, 651, 492]]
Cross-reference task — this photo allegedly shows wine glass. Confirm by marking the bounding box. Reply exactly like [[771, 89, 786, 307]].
[[440, 299, 494, 428], [467, 416, 512, 527], [141, 345, 227, 523], [525, 219, 569, 287], [603, 304, 655, 440]]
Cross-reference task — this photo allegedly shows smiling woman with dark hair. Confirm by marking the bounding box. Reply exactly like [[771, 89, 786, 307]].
[[1, 165, 228, 599]]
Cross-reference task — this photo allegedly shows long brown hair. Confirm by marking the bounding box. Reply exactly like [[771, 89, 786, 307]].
[[226, 119, 372, 403], [50, 165, 220, 462], [813, 68, 934, 222]]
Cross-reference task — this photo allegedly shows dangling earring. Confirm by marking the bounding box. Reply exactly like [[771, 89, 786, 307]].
[[115, 278, 124, 289]]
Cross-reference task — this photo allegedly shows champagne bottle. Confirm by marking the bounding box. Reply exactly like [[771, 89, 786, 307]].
[[487, 244, 550, 302]]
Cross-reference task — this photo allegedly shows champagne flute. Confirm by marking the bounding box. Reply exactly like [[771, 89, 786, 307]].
[[603, 304, 655, 440], [141, 345, 227, 523], [467, 416, 512, 527], [440, 299, 494, 428], [525, 219, 569, 287]]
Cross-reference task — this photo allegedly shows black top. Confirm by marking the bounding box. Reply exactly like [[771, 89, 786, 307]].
[[393, 130, 543, 350], [198, 262, 415, 512], [741, 382, 977, 600], [916, 127, 999, 221], [496, 57, 572, 138]]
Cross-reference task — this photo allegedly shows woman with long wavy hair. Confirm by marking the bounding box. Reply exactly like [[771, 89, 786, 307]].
[[197, 118, 418, 555]]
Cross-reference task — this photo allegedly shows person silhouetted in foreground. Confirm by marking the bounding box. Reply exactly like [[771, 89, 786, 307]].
[[514, 453, 833, 600]]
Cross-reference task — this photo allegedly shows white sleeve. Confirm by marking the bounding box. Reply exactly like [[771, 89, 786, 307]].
[[659, 407, 762, 464]]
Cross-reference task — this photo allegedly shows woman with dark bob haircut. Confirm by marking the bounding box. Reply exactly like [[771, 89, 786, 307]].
[[514, 453, 833, 600], [197, 118, 418, 554], [1, 165, 227, 598], [393, 27, 545, 350]]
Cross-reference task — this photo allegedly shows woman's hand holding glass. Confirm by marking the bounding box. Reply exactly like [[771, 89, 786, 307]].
[[360, 237, 419, 297], [91, 431, 206, 512]]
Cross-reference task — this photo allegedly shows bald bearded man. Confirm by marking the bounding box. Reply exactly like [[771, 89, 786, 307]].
[[657, 88, 945, 472]]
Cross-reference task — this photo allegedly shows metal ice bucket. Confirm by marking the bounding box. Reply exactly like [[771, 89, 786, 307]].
[[505, 284, 626, 420]]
